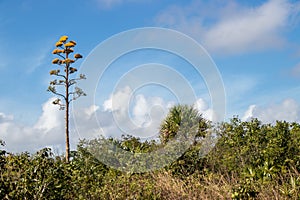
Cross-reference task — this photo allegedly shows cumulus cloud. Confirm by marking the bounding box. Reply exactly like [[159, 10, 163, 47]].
[[100, 83, 220, 136], [155, 0, 300, 54], [0, 113, 13, 122], [242, 98, 300, 123], [101, 86, 175, 139], [84, 104, 100, 118], [0, 98, 65, 153], [0, 88, 226, 153], [242, 105, 257, 121], [193, 98, 218, 121], [103, 86, 132, 113], [34, 98, 64, 132]]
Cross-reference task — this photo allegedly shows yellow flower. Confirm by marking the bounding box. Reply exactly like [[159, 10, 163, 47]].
[[74, 53, 83, 59], [69, 40, 77, 45], [64, 42, 75, 48], [65, 58, 75, 64], [52, 58, 60, 64], [55, 41, 63, 47], [69, 67, 77, 73], [59, 35, 68, 42], [52, 49, 64, 54], [49, 70, 59, 75]]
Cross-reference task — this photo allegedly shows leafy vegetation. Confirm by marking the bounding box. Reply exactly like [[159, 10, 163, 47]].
[[0, 106, 299, 199]]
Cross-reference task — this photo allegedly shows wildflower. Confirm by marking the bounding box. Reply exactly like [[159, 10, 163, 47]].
[[50, 70, 59, 75], [52, 49, 64, 54], [52, 58, 60, 64], [59, 35, 68, 42], [69, 40, 77, 45], [64, 42, 75, 48], [69, 67, 77, 73], [55, 41, 63, 47], [65, 58, 75, 64], [74, 53, 83, 59]]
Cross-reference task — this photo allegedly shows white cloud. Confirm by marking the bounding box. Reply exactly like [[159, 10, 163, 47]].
[[155, 0, 300, 54], [103, 86, 132, 113], [84, 104, 100, 118], [9, 87, 297, 153], [0, 89, 220, 153], [0, 113, 13, 122], [242, 99, 300, 123], [193, 98, 217, 121], [34, 98, 63, 132], [0, 98, 65, 153], [242, 105, 257, 121], [101, 87, 175, 139]]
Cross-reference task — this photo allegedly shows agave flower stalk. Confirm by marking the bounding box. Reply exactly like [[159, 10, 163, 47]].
[[47, 35, 86, 162]]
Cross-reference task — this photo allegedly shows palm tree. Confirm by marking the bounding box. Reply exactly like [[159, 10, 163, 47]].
[[159, 105, 208, 144]]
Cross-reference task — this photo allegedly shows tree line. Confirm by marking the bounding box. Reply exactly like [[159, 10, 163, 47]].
[[1, 105, 299, 199]]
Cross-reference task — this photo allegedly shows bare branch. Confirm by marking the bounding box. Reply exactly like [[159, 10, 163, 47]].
[[69, 86, 86, 103], [57, 53, 66, 60], [56, 74, 67, 79], [47, 86, 66, 100]]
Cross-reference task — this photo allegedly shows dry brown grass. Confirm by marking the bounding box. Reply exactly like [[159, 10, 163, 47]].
[[152, 169, 300, 200], [154, 172, 232, 199]]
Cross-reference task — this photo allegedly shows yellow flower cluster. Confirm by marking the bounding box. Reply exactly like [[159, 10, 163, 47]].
[[64, 42, 75, 48], [69, 40, 77, 45], [59, 35, 68, 43], [74, 53, 83, 59], [52, 49, 64, 54], [52, 58, 60, 64], [65, 58, 75, 64], [55, 41, 63, 47], [69, 67, 77, 73], [49, 70, 60, 75]]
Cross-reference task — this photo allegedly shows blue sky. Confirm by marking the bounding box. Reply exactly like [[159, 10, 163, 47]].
[[1, 0, 300, 152]]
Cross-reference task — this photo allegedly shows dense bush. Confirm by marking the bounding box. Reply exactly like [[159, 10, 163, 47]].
[[0, 117, 300, 199]]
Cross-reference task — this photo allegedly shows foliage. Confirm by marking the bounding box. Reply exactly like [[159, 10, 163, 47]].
[[159, 105, 208, 144], [1, 116, 300, 199]]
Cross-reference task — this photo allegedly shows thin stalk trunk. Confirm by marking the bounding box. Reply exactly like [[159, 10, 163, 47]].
[[65, 52, 70, 163]]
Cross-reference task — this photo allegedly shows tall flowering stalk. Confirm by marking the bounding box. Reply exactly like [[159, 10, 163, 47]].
[[48, 35, 86, 162]]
